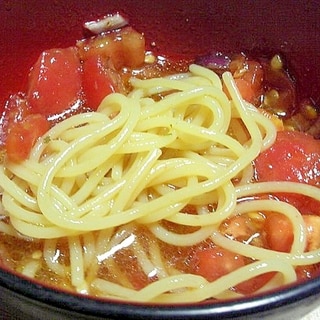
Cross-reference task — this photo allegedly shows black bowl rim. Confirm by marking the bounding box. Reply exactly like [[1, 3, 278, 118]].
[[1, 265, 320, 319]]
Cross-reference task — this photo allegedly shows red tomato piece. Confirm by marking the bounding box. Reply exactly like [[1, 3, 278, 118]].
[[275, 193, 320, 216], [264, 212, 294, 252], [191, 246, 245, 282], [254, 130, 320, 214], [190, 245, 276, 294], [254, 130, 320, 186], [230, 57, 264, 104], [241, 60, 264, 93], [234, 78, 256, 104], [6, 114, 50, 162], [0, 93, 31, 145], [82, 55, 116, 110], [27, 47, 82, 117], [220, 214, 266, 247], [235, 272, 275, 295], [295, 263, 320, 283]]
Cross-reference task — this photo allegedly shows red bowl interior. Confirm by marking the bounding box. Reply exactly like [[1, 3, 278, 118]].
[[1, 0, 320, 109]]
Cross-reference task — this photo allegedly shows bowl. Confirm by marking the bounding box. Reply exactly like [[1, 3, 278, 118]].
[[0, 1, 320, 319]]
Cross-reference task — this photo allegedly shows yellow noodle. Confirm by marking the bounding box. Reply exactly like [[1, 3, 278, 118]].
[[132, 240, 158, 278], [91, 259, 296, 303], [68, 235, 88, 293], [236, 181, 320, 201], [21, 259, 41, 278], [211, 231, 320, 265], [1, 63, 318, 303], [147, 239, 168, 279], [233, 200, 306, 254], [149, 223, 217, 246], [150, 259, 297, 303], [82, 232, 96, 270], [43, 239, 68, 277]]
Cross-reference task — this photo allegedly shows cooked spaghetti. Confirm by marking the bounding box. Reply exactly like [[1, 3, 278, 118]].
[[0, 63, 320, 302]]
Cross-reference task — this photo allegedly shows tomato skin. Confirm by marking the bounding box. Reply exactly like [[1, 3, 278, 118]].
[[27, 47, 82, 117], [255, 130, 320, 186], [234, 78, 256, 103], [241, 61, 264, 93], [264, 212, 293, 252], [191, 247, 245, 282], [254, 130, 320, 214], [296, 263, 320, 283], [230, 57, 264, 104], [190, 246, 275, 294], [235, 272, 275, 295], [220, 213, 266, 248], [82, 55, 116, 110], [6, 114, 50, 162], [0, 93, 31, 145]]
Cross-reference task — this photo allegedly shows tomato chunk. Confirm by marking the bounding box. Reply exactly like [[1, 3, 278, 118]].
[[235, 272, 275, 295], [6, 114, 50, 162], [120, 27, 146, 68], [296, 263, 320, 283], [78, 26, 145, 70], [27, 47, 82, 117], [264, 212, 293, 252], [220, 213, 266, 247], [230, 57, 264, 104], [190, 246, 273, 294], [82, 55, 116, 110], [0, 93, 31, 145], [254, 130, 320, 214], [255, 130, 320, 186], [191, 246, 245, 282], [234, 78, 256, 103]]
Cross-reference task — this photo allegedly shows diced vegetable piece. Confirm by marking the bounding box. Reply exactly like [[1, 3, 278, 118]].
[[264, 212, 293, 252], [230, 57, 264, 104], [82, 55, 116, 109], [83, 13, 128, 35], [77, 26, 145, 70], [254, 130, 320, 186], [191, 246, 245, 282], [0, 93, 31, 145], [254, 130, 320, 215], [6, 114, 50, 162], [27, 47, 82, 117]]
